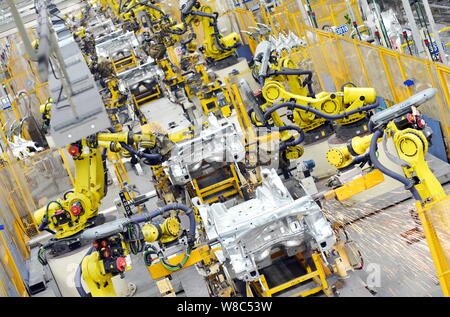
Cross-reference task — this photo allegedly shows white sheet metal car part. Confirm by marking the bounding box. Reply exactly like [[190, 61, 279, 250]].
[[194, 168, 336, 281]]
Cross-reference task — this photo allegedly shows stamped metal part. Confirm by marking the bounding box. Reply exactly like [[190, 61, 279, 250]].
[[164, 115, 245, 185], [194, 168, 335, 281]]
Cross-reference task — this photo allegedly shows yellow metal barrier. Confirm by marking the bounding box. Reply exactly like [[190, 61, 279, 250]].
[[253, 253, 332, 297], [416, 195, 450, 296], [240, 6, 450, 296], [256, 9, 450, 155], [0, 231, 28, 297]]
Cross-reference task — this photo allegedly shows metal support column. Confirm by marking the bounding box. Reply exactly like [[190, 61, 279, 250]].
[[296, 0, 312, 27], [5, 0, 37, 61], [421, 0, 448, 65], [401, 0, 427, 58]]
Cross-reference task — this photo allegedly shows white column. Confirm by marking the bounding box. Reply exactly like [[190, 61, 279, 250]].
[[421, 0, 448, 65], [401, 0, 427, 58], [296, 0, 312, 27]]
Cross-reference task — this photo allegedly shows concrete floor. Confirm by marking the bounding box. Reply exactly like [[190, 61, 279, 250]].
[[30, 98, 449, 297]]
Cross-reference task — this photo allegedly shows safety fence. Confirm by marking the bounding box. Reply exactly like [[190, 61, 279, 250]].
[[0, 230, 28, 297], [247, 6, 450, 152], [418, 195, 450, 296], [304, 0, 363, 30], [226, 4, 450, 296]]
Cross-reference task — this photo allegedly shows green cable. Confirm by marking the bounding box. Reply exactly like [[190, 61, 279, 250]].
[[340, 82, 356, 91], [37, 248, 47, 266], [143, 247, 157, 266], [43, 200, 64, 227], [127, 224, 138, 255], [160, 246, 192, 271]]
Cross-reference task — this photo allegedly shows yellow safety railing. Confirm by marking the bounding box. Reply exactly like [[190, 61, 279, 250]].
[[256, 9, 450, 154], [306, 0, 363, 29], [220, 8, 259, 54], [245, 5, 450, 296], [0, 231, 28, 297], [416, 195, 450, 296]]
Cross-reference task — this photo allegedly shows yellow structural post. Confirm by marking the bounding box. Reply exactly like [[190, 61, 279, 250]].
[[0, 232, 28, 297], [353, 41, 372, 86], [378, 51, 401, 103], [416, 199, 450, 297], [395, 55, 413, 97]]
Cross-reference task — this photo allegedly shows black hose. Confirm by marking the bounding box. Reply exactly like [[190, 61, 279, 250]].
[[267, 69, 315, 97], [369, 130, 422, 202], [124, 1, 166, 18], [263, 98, 380, 122], [120, 142, 162, 164], [277, 125, 305, 150], [75, 247, 95, 297], [105, 127, 163, 164], [181, 32, 196, 49], [168, 23, 189, 35], [187, 10, 239, 52], [102, 148, 108, 197]]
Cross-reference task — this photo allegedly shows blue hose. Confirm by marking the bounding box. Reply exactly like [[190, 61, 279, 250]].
[[369, 130, 422, 202]]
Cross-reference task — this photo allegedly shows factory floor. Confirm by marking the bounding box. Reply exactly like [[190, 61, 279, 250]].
[[33, 179, 446, 297], [30, 98, 448, 297]]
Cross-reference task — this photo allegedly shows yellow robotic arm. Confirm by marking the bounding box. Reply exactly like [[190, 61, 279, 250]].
[[326, 88, 450, 296], [77, 203, 195, 297], [180, 0, 240, 63], [260, 81, 377, 132], [33, 129, 163, 239], [326, 88, 445, 203]]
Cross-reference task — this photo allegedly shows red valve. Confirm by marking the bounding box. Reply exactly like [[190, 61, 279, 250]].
[[70, 205, 82, 216], [116, 257, 127, 272], [406, 113, 415, 123], [417, 118, 426, 129], [68, 145, 80, 156]]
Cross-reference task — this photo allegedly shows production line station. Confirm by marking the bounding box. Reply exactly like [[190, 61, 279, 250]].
[[0, 0, 449, 298]]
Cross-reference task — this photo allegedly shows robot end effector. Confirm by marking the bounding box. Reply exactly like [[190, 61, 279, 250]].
[[327, 88, 443, 203]]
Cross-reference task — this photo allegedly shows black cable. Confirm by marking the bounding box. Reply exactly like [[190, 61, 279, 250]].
[[49, 58, 59, 80], [75, 247, 94, 297], [267, 69, 315, 97], [187, 10, 239, 52]]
